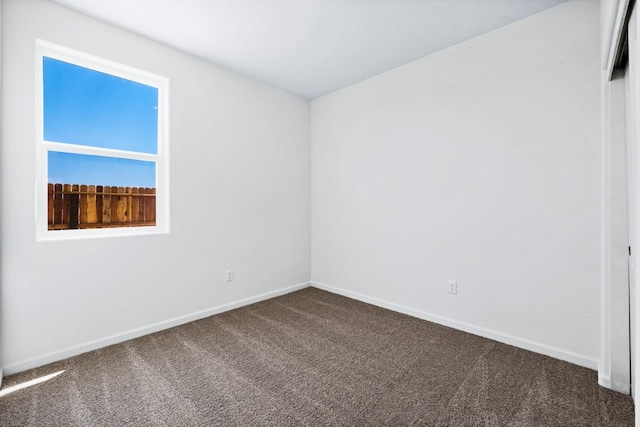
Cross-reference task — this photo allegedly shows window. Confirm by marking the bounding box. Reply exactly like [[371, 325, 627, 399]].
[[36, 41, 169, 240]]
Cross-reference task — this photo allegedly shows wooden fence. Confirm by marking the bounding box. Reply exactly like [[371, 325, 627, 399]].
[[48, 183, 156, 230]]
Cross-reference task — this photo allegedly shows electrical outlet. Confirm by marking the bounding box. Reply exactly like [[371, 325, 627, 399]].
[[448, 280, 457, 295], [226, 270, 233, 282]]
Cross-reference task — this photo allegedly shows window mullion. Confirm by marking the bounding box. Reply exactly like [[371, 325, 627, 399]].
[[43, 141, 158, 162]]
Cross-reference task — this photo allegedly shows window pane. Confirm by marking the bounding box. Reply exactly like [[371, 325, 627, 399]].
[[48, 151, 155, 188], [47, 152, 157, 231], [43, 57, 158, 154]]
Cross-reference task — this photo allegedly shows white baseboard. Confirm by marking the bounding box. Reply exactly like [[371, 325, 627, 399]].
[[310, 281, 599, 370], [3, 282, 311, 376], [599, 372, 631, 395], [599, 372, 612, 389], [3, 281, 599, 376]]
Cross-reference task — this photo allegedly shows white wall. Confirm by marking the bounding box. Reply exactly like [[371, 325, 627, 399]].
[[311, 0, 601, 368], [1, 0, 310, 373]]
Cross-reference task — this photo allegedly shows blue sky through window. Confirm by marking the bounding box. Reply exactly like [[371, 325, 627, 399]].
[[44, 57, 159, 188], [48, 152, 156, 188]]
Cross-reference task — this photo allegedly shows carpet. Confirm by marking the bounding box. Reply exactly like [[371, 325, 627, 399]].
[[0, 287, 634, 426]]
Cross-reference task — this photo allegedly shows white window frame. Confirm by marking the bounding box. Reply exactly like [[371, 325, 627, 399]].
[[35, 40, 170, 241]]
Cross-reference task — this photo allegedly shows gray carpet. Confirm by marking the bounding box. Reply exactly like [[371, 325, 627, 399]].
[[0, 287, 634, 426]]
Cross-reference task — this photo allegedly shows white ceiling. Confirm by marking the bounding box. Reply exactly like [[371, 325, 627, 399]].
[[51, 0, 568, 99]]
